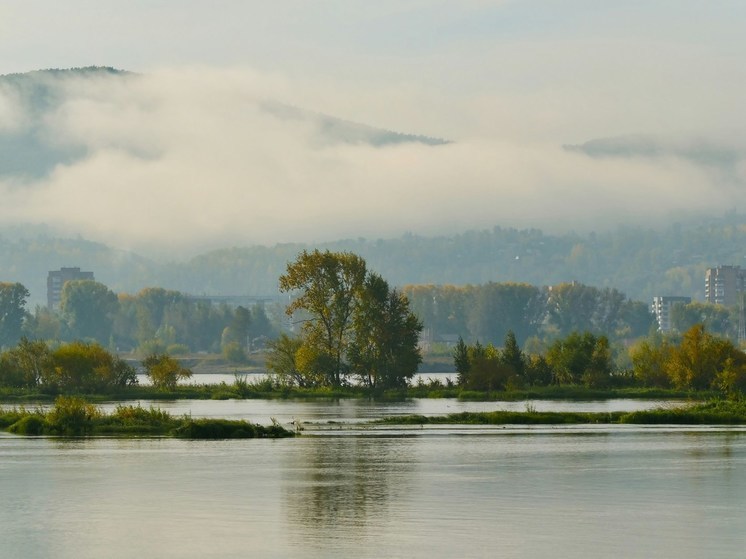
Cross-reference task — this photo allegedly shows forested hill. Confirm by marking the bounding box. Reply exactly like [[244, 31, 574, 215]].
[[2, 214, 745, 306]]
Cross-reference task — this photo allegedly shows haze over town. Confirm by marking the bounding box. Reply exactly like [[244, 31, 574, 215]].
[[0, 2, 744, 256]]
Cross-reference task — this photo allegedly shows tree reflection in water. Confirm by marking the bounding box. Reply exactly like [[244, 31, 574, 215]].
[[283, 435, 415, 544]]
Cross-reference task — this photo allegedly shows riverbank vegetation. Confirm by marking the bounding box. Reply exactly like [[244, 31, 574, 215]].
[[376, 399, 746, 426], [0, 396, 294, 438], [453, 324, 746, 397]]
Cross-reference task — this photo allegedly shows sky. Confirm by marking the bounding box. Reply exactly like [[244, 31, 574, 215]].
[[0, 1, 745, 255]]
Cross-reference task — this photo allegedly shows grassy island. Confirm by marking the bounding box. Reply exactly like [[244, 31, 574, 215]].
[[375, 399, 746, 426], [0, 396, 295, 439]]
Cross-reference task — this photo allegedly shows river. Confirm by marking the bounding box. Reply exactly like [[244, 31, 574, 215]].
[[1, 399, 745, 558]]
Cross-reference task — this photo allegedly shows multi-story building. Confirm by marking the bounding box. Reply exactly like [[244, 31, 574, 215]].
[[47, 267, 95, 310], [705, 265, 746, 307], [651, 296, 691, 333]]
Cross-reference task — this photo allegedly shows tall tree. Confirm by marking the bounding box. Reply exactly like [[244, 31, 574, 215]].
[[0, 282, 29, 349], [546, 331, 612, 386], [499, 330, 525, 379], [349, 273, 423, 389], [466, 283, 543, 346], [60, 280, 119, 343], [279, 250, 367, 386], [279, 250, 422, 389], [453, 336, 470, 386]]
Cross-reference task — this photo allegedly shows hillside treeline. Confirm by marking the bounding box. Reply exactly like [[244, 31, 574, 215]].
[[454, 324, 746, 395], [3, 213, 746, 307]]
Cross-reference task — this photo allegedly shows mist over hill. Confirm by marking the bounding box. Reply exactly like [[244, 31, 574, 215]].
[[0, 67, 448, 182], [1, 67, 744, 256], [564, 134, 745, 182]]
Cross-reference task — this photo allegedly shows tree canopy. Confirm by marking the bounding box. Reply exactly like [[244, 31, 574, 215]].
[[277, 250, 422, 389], [0, 282, 29, 349]]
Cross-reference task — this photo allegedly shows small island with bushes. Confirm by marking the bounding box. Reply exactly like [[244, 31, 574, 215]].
[[0, 396, 294, 439]]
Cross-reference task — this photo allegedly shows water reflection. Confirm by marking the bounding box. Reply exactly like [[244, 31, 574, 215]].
[[136, 372, 456, 387], [283, 436, 414, 546], [97, 398, 674, 427], [2, 429, 746, 558]]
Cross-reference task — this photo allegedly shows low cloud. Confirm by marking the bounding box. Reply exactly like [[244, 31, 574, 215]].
[[0, 67, 742, 256]]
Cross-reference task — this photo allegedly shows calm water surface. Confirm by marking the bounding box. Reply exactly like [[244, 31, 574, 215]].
[[95, 397, 679, 426], [136, 371, 456, 386], [2, 419, 745, 558]]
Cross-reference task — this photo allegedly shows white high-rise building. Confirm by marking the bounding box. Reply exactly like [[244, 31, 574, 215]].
[[651, 296, 691, 332]]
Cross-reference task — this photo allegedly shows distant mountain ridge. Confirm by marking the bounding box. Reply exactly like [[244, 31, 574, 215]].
[[3, 214, 746, 308]]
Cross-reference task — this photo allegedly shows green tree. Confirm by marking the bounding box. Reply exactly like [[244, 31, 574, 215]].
[[45, 341, 137, 392], [546, 331, 612, 386], [222, 340, 247, 364], [279, 250, 367, 386], [248, 305, 274, 342], [265, 333, 306, 387], [348, 273, 423, 389], [4, 338, 52, 387], [665, 324, 734, 390], [230, 306, 252, 349], [280, 251, 422, 389], [463, 343, 512, 391], [60, 280, 119, 343], [143, 353, 193, 390], [25, 305, 64, 341], [630, 337, 673, 388], [545, 283, 599, 337], [466, 283, 543, 346], [670, 302, 734, 339], [524, 354, 552, 386], [500, 330, 525, 380], [453, 336, 470, 385], [620, 300, 656, 339], [715, 355, 746, 397], [0, 282, 29, 349]]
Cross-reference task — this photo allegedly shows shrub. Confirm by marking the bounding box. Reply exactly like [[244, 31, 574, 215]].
[[8, 414, 46, 436], [112, 404, 171, 424], [167, 344, 190, 356], [173, 419, 257, 439], [47, 396, 102, 436], [143, 353, 193, 390], [222, 341, 247, 364]]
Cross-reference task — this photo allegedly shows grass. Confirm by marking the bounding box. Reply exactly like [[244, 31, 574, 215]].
[[0, 396, 295, 439], [375, 399, 746, 426]]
